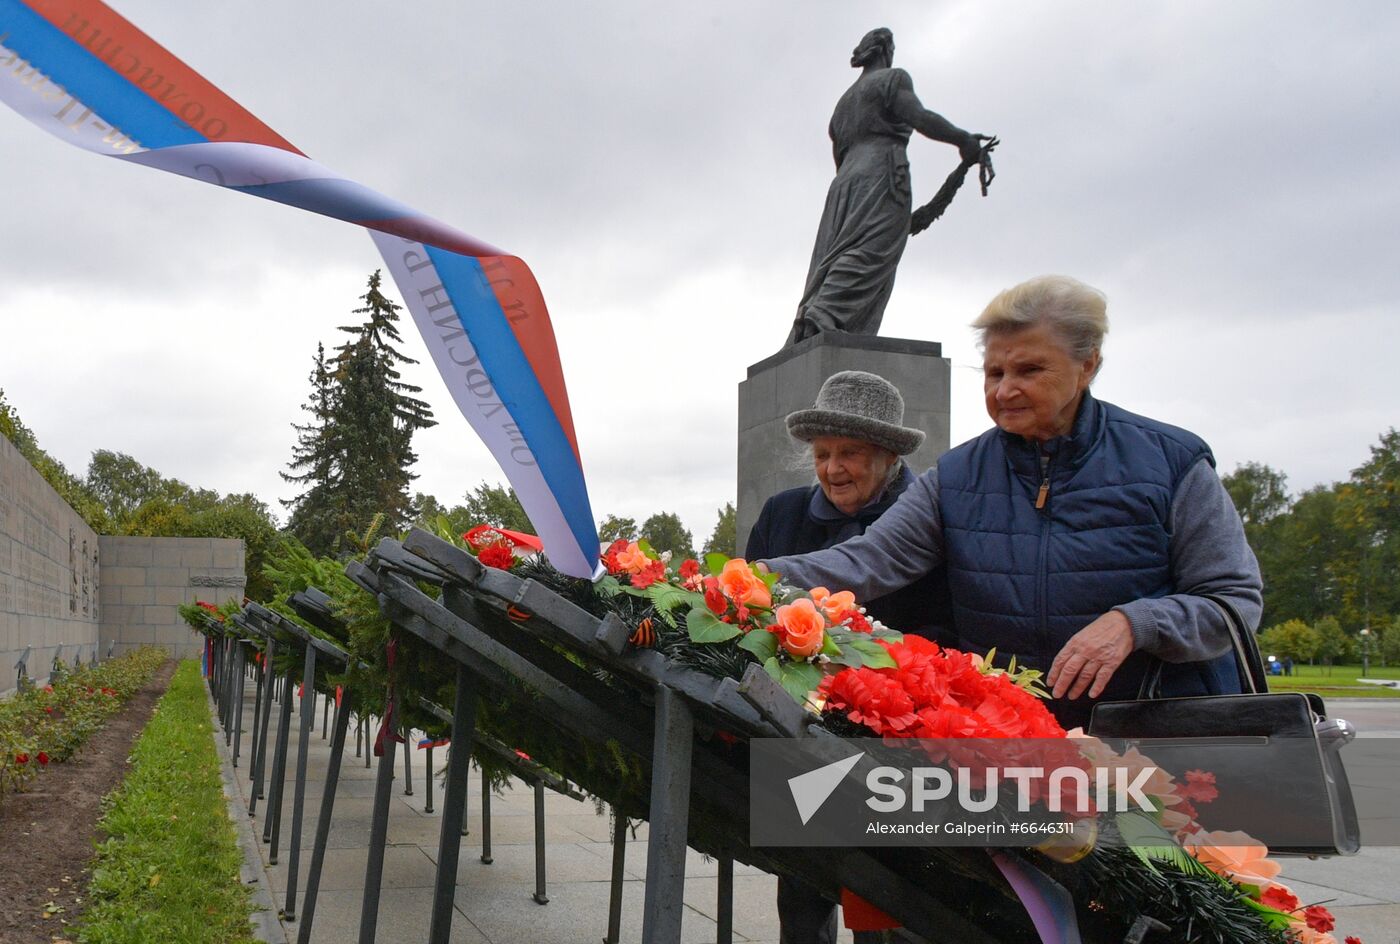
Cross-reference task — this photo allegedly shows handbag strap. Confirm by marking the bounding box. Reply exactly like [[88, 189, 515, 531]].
[[1136, 593, 1266, 699]]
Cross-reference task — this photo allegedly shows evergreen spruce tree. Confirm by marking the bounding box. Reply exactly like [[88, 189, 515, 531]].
[[283, 272, 435, 556], [282, 343, 344, 555]]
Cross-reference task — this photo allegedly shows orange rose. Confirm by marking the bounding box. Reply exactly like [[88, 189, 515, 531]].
[[1183, 830, 1281, 888], [718, 558, 772, 609], [777, 598, 825, 659], [615, 542, 652, 575], [808, 586, 856, 621]]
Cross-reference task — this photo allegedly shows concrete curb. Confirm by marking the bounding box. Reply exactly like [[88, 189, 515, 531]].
[[207, 682, 288, 944]]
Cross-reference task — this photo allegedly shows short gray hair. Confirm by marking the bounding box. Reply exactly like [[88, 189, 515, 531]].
[[972, 275, 1108, 364]]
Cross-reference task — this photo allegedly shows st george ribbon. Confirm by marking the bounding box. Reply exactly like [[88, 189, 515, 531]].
[[0, 0, 600, 578]]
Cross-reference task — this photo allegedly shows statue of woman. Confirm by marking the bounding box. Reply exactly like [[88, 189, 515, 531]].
[[785, 28, 987, 346]]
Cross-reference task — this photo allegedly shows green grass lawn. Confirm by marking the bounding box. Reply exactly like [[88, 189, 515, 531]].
[[76, 660, 258, 943], [1260, 661, 1400, 698]]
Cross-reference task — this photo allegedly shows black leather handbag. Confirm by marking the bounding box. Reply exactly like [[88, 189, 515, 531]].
[[1087, 595, 1360, 856]]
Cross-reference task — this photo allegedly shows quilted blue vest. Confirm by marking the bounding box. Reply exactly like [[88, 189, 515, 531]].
[[937, 391, 1239, 727]]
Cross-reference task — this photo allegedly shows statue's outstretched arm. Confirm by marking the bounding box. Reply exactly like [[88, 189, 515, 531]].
[[889, 70, 981, 162]]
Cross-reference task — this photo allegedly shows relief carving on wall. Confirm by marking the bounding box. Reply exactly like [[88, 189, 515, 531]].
[[81, 538, 91, 617], [69, 527, 77, 613]]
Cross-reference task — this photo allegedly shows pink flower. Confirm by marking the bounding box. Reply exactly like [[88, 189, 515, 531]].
[[1183, 830, 1281, 888], [717, 559, 771, 609], [615, 542, 652, 575], [775, 599, 825, 659], [808, 586, 856, 621]]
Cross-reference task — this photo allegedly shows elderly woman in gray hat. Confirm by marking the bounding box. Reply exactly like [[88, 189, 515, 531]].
[[746, 369, 948, 640], [747, 369, 949, 944]]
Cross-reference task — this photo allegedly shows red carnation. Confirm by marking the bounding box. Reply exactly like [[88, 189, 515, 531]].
[[1259, 885, 1300, 912], [1304, 905, 1335, 933], [14, 753, 28, 765], [913, 703, 982, 739], [678, 559, 700, 579], [1346, 937, 1363, 944], [44, 706, 53, 714], [703, 577, 726, 616], [838, 609, 873, 633], [630, 560, 667, 589], [820, 667, 918, 735], [602, 539, 630, 575], [1173, 799, 1201, 827], [37, 751, 49, 766], [478, 542, 515, 570], [1180, 769, 1220, 804]]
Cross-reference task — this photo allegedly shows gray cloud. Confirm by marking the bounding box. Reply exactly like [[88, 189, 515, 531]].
[[3, 1, 1397, 542]]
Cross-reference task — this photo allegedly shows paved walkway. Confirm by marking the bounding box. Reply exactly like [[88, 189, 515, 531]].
[[1275, 699, 1400, 944], [212, 685, 844, 944], [210, 687, 1398, 944]]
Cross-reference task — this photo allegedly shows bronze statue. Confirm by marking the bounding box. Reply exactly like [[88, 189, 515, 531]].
[[785, 28, 997, 346]]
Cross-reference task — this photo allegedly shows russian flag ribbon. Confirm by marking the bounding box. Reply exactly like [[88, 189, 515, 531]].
[[989, 851, 1083, 944], [0, 0, 600, 577]]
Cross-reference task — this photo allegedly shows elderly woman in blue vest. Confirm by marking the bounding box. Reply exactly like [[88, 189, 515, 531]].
[[749, 369, 949, 944], [761, 275, 1262, 731]]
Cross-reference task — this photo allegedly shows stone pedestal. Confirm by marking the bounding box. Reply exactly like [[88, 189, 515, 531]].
[[736, 334, 951, 556]]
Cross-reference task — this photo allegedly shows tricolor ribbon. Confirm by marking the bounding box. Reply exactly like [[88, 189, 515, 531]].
[[990, 850, 1083, 944], [0, 0, 600, 577]]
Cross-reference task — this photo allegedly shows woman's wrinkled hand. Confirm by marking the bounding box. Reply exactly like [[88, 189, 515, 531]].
[[1048, 610, 1135, 700]]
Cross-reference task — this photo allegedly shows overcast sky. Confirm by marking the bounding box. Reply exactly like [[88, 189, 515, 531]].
[[3, 1, 1397, 545]]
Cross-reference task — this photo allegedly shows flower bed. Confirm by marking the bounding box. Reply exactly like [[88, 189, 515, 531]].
[[0, 647, 169, 809]]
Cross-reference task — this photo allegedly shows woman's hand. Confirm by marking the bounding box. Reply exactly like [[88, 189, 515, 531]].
[[1048, 610, 1134, 700]]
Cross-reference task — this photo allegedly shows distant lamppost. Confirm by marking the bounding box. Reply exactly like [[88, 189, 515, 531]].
[[1359, 627, 1374, 678]]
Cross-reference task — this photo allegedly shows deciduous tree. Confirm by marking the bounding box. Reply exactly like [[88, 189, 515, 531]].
[[1223, 462, 1291, 533], [640, 511, 695, 560], [598, 515, 638, 544], [1312, 616, 1352, 672], [461, 481, 531, 533], [1257, 619, 1319, 664]]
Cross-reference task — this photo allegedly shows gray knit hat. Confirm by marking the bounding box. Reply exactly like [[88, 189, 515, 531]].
[[786, 370, 925, 456]]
